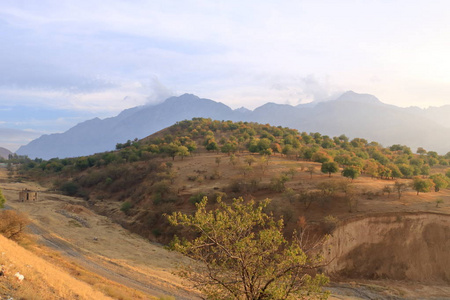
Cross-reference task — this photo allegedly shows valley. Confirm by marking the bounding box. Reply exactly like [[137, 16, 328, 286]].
[[2, 118, 450, 299]]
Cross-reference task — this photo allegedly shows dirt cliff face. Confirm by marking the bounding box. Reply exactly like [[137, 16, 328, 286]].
[[322, 213, 450, 283]]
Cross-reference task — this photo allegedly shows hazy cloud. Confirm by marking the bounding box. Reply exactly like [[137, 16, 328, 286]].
[[0, 128, 42, 152], [0, 0, 449, 143]]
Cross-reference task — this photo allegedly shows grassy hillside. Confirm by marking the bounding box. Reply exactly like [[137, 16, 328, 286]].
[[0, 234, 113, 299], [10, 118, 450, 243]]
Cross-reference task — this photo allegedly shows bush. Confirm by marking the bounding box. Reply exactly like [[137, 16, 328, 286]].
[[189, 193, 206, 205], [60, 181, 80, 196], [120, 201, 133, 214], [0, 210, 30, 241]]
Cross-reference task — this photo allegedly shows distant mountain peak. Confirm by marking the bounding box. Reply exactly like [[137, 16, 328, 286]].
[[164, 93, 200, 103], [234, 107, 252, 114], [335, 91, 382, 105]]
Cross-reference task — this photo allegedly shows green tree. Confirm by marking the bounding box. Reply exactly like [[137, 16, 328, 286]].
[[162, 143, 180, 160], [412, 177, 434, 195], [342, 166, 360, 181], [167, 197, 329, 300], [321, 161, 339, 177], [417, 147, 427, 155], [430, 174, 449, 192], [0, 188, 5, 208], [177, 146, 190, 160], [205, 139, 219, 152], [388, 164, 402, 179], [270, 174, 290, 192]]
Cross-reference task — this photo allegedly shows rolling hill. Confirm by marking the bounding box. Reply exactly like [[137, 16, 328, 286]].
[[16, 91, 450, 159]]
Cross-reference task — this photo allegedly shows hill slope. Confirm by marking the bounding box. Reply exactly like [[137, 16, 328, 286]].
[[0, 147, 12, 159], [17, 92, 450, 159], [0, 234, 112, 300]]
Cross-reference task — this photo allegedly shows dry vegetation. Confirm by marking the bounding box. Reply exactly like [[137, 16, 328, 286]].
[[8, 118, 450, 245], [2, 118, 450, 298], [0, 234, 113, 300]]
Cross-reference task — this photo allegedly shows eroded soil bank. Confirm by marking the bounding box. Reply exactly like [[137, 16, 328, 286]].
[[323, 212, 450, 284]]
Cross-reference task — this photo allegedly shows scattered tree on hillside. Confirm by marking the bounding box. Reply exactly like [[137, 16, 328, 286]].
[[167, 197, 329, 300], [342, 166, 360, 181], [229, 154, 238, 167], [430, 174, 449, 192], [321, 162, 339, 177], [177, 146, 190, 160], [244, 155, 257, 166], [259, 156, 269, 175], [393, 181, 408, 199], [205, 139, 219, 152], [162, 143, 180, 160], [270, 174, 290, 192], [382, 185, 392, 197], [307, 166, 315, 179], [412, 177, 434, 195], [215, 157, 221, 167]]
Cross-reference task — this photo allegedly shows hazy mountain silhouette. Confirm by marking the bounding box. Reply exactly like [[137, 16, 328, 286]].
[[0, 147, 12, 159], [17, 91, 450, 159]]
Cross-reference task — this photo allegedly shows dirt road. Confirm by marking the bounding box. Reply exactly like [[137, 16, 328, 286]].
[[26, 220, 195, 299], [1, 180, 199, 299]]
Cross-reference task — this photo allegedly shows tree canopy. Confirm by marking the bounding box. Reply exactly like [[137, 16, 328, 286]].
[[167, 197, 329, 300], [321, 162, 339, 177], [412, 177, 434, 195]]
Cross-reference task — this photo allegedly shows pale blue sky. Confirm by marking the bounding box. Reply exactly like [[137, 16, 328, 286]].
[[1, 1, 450, 151]]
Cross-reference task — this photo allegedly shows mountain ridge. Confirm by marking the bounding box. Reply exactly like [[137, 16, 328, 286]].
[[16, 91, 450, 159]]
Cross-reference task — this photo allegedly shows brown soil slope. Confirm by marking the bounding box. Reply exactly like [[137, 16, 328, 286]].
[[323, 212, 450, 283]]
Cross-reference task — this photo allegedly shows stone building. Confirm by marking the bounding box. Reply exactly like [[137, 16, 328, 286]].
[[19, 189, 38, 202]]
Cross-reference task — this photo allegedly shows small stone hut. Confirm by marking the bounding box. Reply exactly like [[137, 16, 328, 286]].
[[19, 189, 38, 202]]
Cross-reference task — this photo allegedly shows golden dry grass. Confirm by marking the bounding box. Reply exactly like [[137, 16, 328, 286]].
[[0, 234, 112, 300]]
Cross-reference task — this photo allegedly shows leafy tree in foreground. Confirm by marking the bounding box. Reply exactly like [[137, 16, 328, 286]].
[[167, 197, 329, 300]]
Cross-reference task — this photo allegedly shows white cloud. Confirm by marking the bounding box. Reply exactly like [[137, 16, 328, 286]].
[[1, 0, 449, 122]]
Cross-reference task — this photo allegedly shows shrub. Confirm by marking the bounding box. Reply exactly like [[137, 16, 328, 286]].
[[0, 210, 30, 241], [60, 181, 80, 196], [189, 193, 206, 205], [120, 201, 133, 214]]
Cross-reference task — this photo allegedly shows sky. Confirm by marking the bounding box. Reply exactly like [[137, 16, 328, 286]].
[[1, 0, 450, 151]]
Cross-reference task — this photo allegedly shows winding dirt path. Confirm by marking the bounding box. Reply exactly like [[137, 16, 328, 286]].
[[26, 220, 195, 299], [0, 179, 199, 300]]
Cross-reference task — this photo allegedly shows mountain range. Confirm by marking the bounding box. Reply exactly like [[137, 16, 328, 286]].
[[16, 91, 450, 159]]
